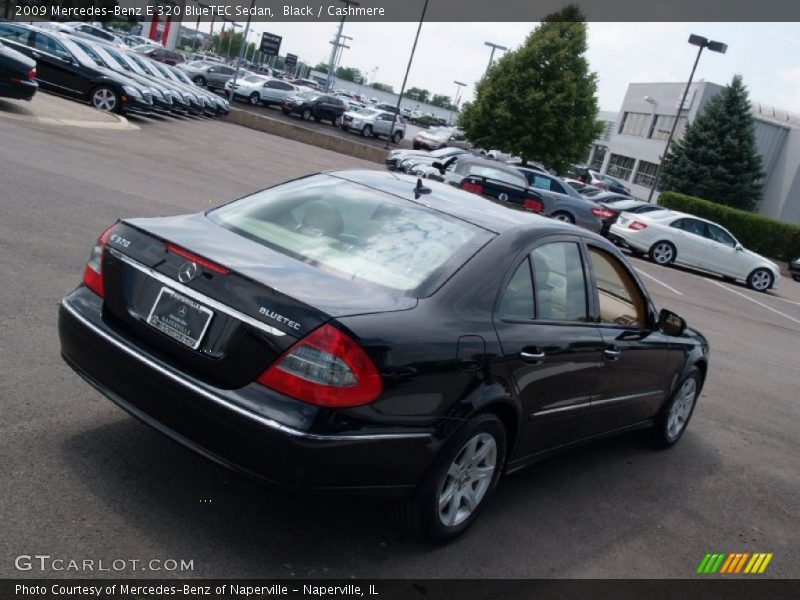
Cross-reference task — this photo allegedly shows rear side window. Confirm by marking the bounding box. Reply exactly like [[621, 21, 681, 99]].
[[531, 242, 588, 321], [588, 247, 646, 327], [0, 23, 30, 45], [467, 166, 526, 188], [499, 258, 534, 320], [33, 34, 70, 60], [210, 175, 488, 294]]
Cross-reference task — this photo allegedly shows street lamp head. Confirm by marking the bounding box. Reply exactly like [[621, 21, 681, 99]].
[[688, 34, 727, 54], [707, 40, 727, 54], [688, 34, 708, 47], [454, 80, 467, 86], [644, 95, 656, 104]]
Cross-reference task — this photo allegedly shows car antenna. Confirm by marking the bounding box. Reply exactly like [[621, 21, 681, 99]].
[[414, 178, 432, 199]]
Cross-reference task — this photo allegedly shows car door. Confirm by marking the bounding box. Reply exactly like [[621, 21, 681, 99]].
[[494, 237, 604, 457], [668, 217, 710, 268], [30, 32, 85, 97], [374, 112, 392, 135], [702, 223, 742, 276], [574, 243, 670, 438]]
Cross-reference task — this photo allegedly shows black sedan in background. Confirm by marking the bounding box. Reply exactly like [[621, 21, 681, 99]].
[[0, 22, 152, 115], [0, 40, 37, 100], [282, 91, 346, 124], [59, 170, 709, 542], [597, 198, 667, 237], [789, 257, 800, 282]]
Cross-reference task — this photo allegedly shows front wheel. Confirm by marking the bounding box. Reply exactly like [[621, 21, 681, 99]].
[[391, 131, 403, 144], [193, 76, 206, 86], [649, 241, 676, 265], [651, 368, 702, 447], [333, 115, 342, 126], [397, 413, 506, 542], [551, 211, 574, 224], [248, 93, 260, 105], [90, 86, 120, 113], [747, 268, 773, 292], [302, 108, 311, 121], [362, 125, 373, 137]]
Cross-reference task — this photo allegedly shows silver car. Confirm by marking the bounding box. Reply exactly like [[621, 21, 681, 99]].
[[341, 108, 406, 143]]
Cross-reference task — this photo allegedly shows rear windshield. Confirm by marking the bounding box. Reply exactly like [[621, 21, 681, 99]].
[[209, 174, 486, 294]]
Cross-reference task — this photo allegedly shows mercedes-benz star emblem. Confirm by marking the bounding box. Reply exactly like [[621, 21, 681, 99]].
[[177, 261, 199, 283], [498, 193, 508, 202], [177, 305, 188, 318]]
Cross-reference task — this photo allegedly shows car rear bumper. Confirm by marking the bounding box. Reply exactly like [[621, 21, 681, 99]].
[[0, 79, 37, 100], [58, 288, 434, 497]]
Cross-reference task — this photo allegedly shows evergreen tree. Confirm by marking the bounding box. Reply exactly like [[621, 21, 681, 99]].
[[459, 5, 601, 173], [660, 75, 763, 210]]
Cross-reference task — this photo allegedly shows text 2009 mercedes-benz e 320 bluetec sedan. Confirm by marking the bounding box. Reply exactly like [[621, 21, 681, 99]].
[[58, 170, 709, 542]]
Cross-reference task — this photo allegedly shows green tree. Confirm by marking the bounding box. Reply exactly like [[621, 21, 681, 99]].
[[660, 75, 764, 210], [405, 86, 431, 103], [314, 62, 329, 74], [336, 66, 363, 83], [459, 5, 601, 172], [212, 29, 246, 59], [371, 82, 394, 93], [430, 94, 452, 109]]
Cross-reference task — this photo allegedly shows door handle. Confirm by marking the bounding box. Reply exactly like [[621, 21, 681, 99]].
[[604, 346, 622, 361], [520, 349, 546, 364]]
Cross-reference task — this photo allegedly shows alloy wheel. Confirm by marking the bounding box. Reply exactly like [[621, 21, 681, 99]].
[[91, 88, 117, 112], [667, 377, 697, 441], [652, 243, 674, 264], [437, 432, 497, 527], [750, 269, 772, 291]]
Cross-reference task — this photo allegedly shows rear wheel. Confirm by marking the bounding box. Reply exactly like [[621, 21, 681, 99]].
[[391, 131, 402, 144], [651, 368, 702, 447], [747, 268, 773, 292], [90, 86, 120, 113], [193, 76, 206, 86], [398, 413, 506, 542], [552, 211, 574, 224], [649, 241, 676, 265], [362, 125, 373, 137]]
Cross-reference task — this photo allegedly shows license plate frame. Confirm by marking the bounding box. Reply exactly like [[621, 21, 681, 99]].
[[145, 286, 214, 350]]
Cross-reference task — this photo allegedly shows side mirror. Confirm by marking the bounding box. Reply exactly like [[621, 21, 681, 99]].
[[735, 243, 743, 251], [62, 55, 74, 64], [658, 308, 686, 337], [208, 67, 216, 73], [432, 161, 444, 174]]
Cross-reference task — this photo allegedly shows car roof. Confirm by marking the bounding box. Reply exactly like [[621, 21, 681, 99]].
[[328, 169, 583, 236]]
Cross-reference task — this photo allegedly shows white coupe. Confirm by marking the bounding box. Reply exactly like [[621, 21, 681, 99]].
[[609, 210, 780, 291]]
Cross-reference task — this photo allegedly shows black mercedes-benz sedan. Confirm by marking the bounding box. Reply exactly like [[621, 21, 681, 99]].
[[58, 170, 709, 542], [0, 40, 37, 100]]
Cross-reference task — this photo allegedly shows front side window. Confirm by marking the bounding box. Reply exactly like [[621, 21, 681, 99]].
[[33, 34, 70, 60], [0, 23, 30, 45], [588, 247, 647, 327], [531, 242, 588, 322], [706, 223, 736, 247], [209, 175, 487, 294]]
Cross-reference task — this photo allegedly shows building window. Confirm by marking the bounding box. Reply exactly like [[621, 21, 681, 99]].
[[651, 115, 688, 141], [633, 160, 660, 188], [589, 145, 606, 170], [619, 112, 652, 137], [607, 154, 636, 181]]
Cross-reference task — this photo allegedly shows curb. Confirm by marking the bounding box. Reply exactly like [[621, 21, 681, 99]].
[[226, 108, 386, 164]]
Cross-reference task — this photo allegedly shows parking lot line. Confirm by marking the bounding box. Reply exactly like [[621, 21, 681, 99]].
[[634, 267, 683, 296], [707, 279, 800, 325]]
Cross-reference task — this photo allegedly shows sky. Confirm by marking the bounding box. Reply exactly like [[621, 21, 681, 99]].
[[197, 21, 800, 113]]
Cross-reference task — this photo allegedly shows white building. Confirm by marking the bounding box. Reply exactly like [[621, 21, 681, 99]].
[[592, 81, 800, 226]]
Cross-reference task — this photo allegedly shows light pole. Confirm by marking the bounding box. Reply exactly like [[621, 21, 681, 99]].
[[484, 41, 507, 75], [647, 34, 727, 202], [450, 80, 466, 125], [227, 0, 256, 103], [325, 0, 359, 92]]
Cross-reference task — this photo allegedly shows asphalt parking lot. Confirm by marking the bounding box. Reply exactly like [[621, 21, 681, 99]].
[[1, 96, 798, 579]]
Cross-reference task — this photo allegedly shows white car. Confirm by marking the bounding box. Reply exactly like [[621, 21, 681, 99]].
[[225, 74, 270, 104], [609, 210, 780, 291]]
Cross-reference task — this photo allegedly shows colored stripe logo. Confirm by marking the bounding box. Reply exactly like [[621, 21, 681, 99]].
[[697, 553, 773, 574]]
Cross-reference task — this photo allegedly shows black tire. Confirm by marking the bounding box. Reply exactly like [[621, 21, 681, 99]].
[[281, 108, 291, 115], [551, 211, 574, 224], [397, 413, 506, 543], [314, 115, 321, 122], [746, 268, 774, 292], [362, 125, 373, 137], [193, 76, 206, 86], [649, 241, 676, 265], [248, 93, 259, 105], [392, 131, 403, 144], [651, 367, 702, 448], [302, 108, 312, 121], [90, 86, 120, 113], [333, 115, 342, 126], [793, 274, 800, 282], [413, 142, 421, 150]]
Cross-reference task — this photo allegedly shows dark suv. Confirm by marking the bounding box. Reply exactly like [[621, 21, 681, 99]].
[[282, 91, 346, 125]]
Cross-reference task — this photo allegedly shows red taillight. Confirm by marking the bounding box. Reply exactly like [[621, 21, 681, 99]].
[[165, 243, 229, 275], [27, 67, 36, 79], [257, 324, 382, 407], [81, 225, 114, 298], [591, 207, 616, 219], [523, 198, 543, 213], [461, 180, 483, 195], [629, 221, 648, 231]]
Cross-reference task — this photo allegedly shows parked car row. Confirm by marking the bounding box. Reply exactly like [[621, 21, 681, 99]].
[[0, 22, 228, 118]]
